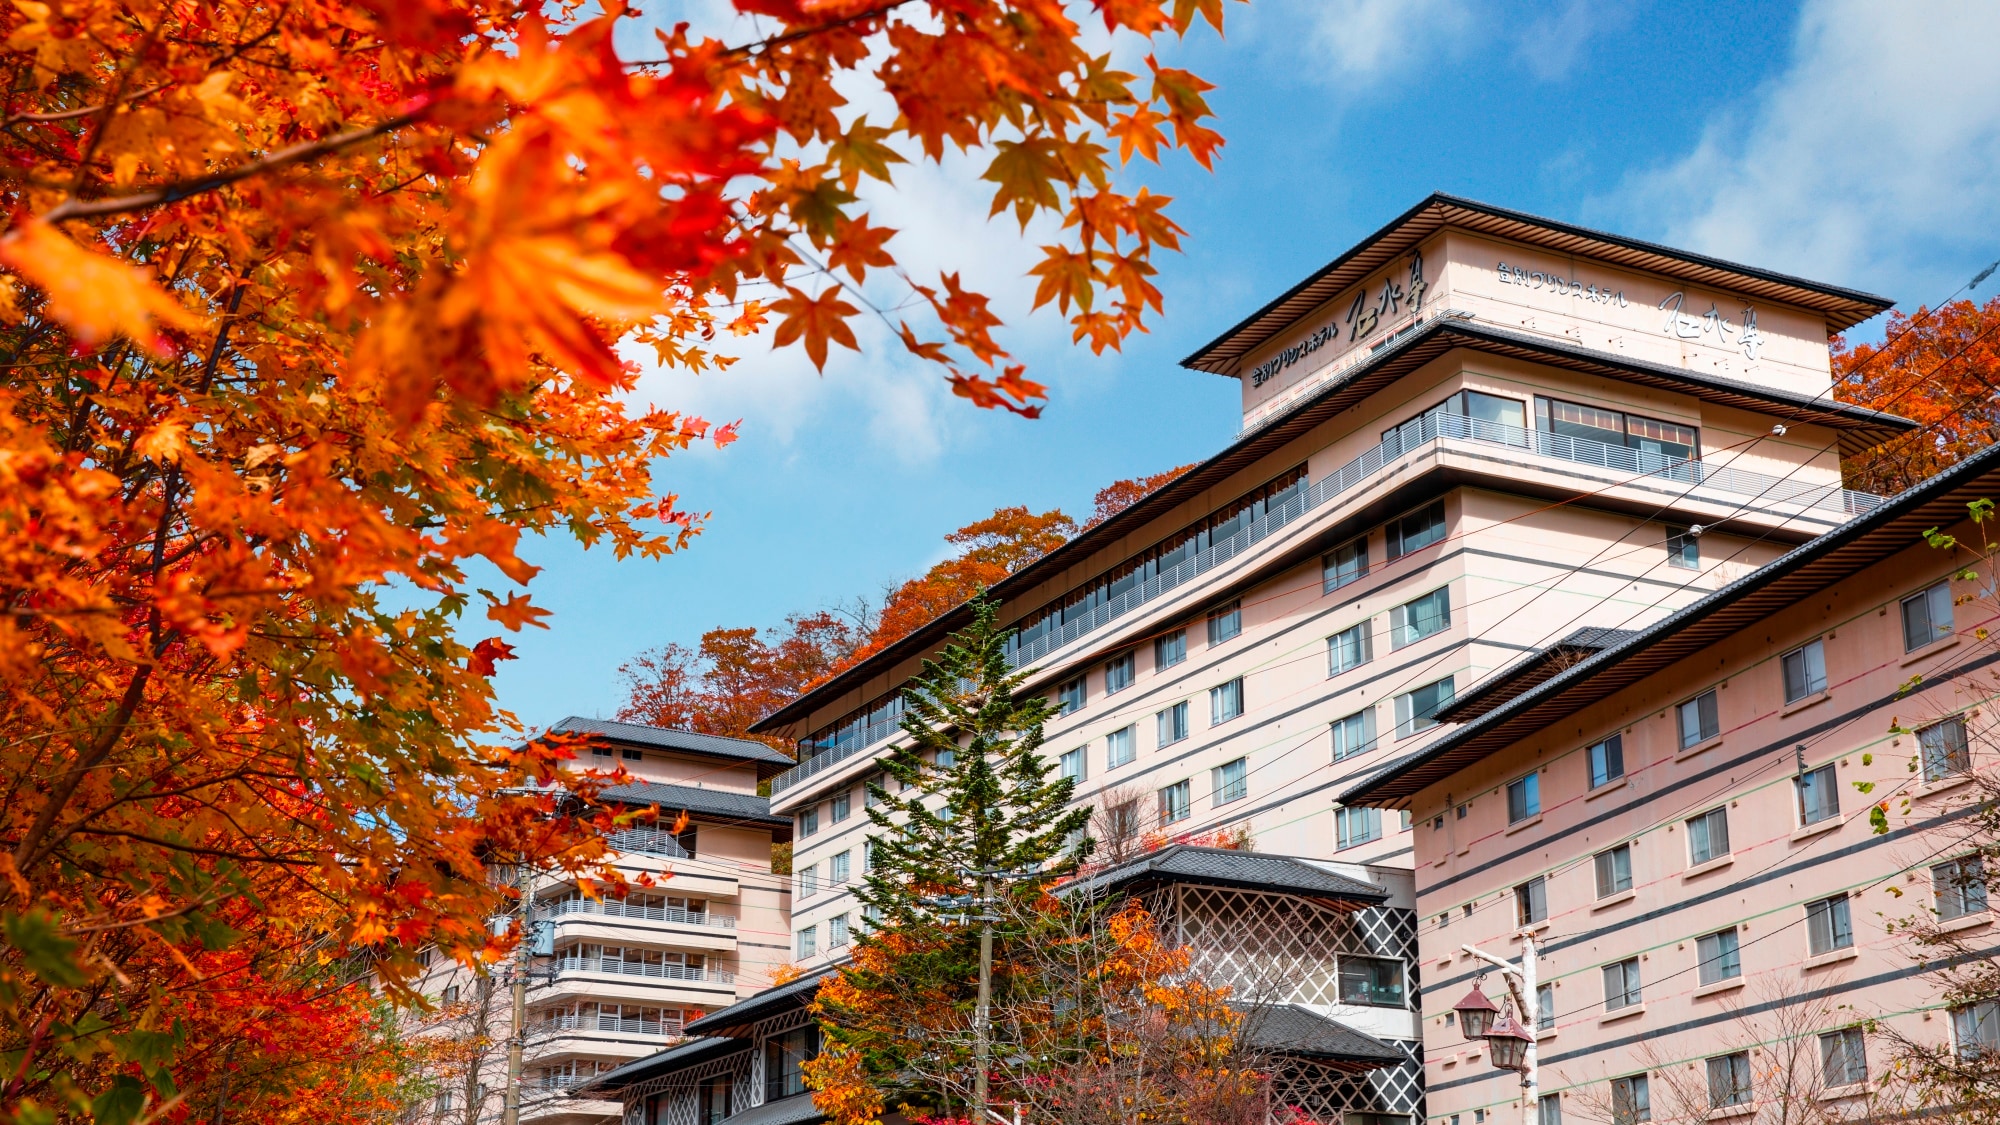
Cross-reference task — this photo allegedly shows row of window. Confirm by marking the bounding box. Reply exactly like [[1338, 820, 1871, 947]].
[[1055, 603, 1242, 717], [1090, 756, 1254, 842], [1054, 676, 1249, 784]]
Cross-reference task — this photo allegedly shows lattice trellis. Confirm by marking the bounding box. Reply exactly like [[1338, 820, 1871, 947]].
[[1147, 886, 1419, 1009], [1271, 1039, 1424, 1122], [617, 1004, 816, 1124]]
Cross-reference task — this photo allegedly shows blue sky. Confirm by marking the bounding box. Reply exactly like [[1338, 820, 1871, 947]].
[[493, 0, 2000, 731]]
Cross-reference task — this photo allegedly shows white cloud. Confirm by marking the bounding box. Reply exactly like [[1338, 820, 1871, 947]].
[[1295, 0, 1474, 82], [1616, 0, 2000, 306]]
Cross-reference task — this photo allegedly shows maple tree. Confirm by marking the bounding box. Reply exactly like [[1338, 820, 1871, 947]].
[[0, 0, 1235, 1119], [1835, 297, 2000, 493]]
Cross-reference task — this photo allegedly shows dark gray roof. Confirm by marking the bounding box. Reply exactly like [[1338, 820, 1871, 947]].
[[716, 1095, 822, 1125], [597, 780, 793, 840], [1067, 845, 1388, 909], [1238, 1005, 1407, 1068], [1434, 627, 1641, 724], [548, 717, 795, 778], [1342, 441, 2000, 807], [683, 969, 836, 1036], [577, 1036, 746, 1095]]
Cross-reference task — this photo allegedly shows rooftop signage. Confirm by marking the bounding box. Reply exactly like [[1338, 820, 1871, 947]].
[[1250, 251, 1429, 388]]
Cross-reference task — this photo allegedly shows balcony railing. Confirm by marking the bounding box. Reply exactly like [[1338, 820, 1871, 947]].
[[767, 409, 1884, 797], [605, 827, 690, 859], [549, 955, 734, 984], [539, 898, 735, 929], [539, 1012, 687, 1037]]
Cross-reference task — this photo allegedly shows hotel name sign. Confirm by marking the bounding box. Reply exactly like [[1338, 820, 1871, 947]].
[[1496, 260, 1765, 360], [1249, 252, 1430, 388]]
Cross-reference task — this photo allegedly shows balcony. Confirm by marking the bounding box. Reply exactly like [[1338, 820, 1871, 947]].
[[539, 898, 736, 930], [604, 827, 690, 859], [549, 955, 735, 985], [539, 1012, 688, 1038]]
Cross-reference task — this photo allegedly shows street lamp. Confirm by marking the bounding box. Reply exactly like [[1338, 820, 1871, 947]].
[[1482, 1004, 1534, 1073], [1458, 934, 1542, 1125], [1453, 980, 1501, 1039]]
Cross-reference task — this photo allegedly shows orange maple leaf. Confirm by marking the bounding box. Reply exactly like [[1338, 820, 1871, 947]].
[[770, 285, 861, 371], [468, 637, 518, 676], [0, 220, 204, 354], [484, 590, 553, 632]]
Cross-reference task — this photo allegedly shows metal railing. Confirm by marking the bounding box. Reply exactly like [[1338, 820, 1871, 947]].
[[605, 827, 690, 858], [767, 408, 1883, 796], [539, 897, 734, 929], [549, 956, 734, 984], [540, 1012, 687, 1037]]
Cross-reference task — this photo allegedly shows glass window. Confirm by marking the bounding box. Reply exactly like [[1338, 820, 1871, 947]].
[[1902, 580, 1954, 652], [1214, 757, 1248, 805], [795, 926, 817, 959], [1665, 525, 1699, 570], [1706, 1052, 1752, 1108], [1464, 389, 1528, 437], [1610, 1075, 1651, 1124], [1535, 983, 1554, 1032], [1328, 621, 1373, 675], [1105, 799, 1140, 844], [764, 1024, 821, 1100], [1595, 844, 1633, 898], [1920, 716, 1972, 781], [1797, 764, 1840, 826], [621, 747, 644, 761], [1159, 780, 1191, 825], [1337, 956, 1405, 1007], [1687, 807, 1731, 866], [1336, 806, 1381, 849], [1954, 1000, 2000, 1060], [1934, 855, 1989, 921], [1696, 929, 1742, 985], [1104, 652, 1135, 694], [1806, 895, 1854, 955], [1627, 413, 1698, 462], [1390, 587, 1451, 648], [1057, 676, 1086, 716], [831, 791, 851, 824], [1602, 958, 1642, 1010], [828, 914, 850, 948], [1394, 676, 1456, 739], [799, 807, 819, 838], [1386, 501, 1447, 559], [1678, 690, 1719, 749], [1515, 876, 1547, 926], [829, 851, 850, 884], [1210, 678, 1245, 725], [1543, 397, 1627, 445], [1324, 537, 1368, 593], [1820, 1028, 1867, 1088], [1331, 709, 1377, 761], [1059, 747, 1086, 784], [798, 865, 819, 897], [1537, 1096, 1560, 1125], [1588, 735, 1625, 788], [1106, 725, 1136, 768], [699, 1076, 734, 1125], [1782, 639, 1828, 702], [1507, 773, 1541, 823], [1156, 629, 1187, 670], [1156, 703, 1189, 747], [1207, 601, 1242, 646]]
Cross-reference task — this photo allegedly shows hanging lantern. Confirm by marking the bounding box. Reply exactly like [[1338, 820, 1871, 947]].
[[1483, 1005, 1535, 1072], [1453, 981, 1501, 1040]]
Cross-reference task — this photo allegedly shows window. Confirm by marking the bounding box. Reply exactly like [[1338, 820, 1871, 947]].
[[795, 926, 817, 959], [827, 914, 850, 948], [1665, 525, 1699, 570], [1214, 757, 1248, 805], [1336, 806, 1381, 849], [1677, 690, 1719, 749], [1706, 1052, 1752, 1109], [1515, 877, 1547, 926], [1797, 763, 1840, 826], [1059, 747, 1087, 784], [1207, 601, 1242, 645], [592, 743, 613, 758], [864, 773, 884, 808], [1782, 639, 1828, 703], [1507, 773, 1540, 823], [831, 791, 851, 824], [1106, 725, 1137, 768], [1535, 983, 1554, 1032], [1687, 807, 1731, 866], [1610, 1075, 1651, 1124], [829, 851, 850, 885], [1210, 678, 1244, 724], [1696, 928, 1742, 985], [1537, 396, 1698, 461], [798, 865, 819, 897], [863, 838, 878, 872], [1328, 621, 1373, 676], [765, 1024, 821, 1100], [1156, 629, 1187, 670], [1821, 1028, 1868, 1088], [1157, 702, 1189, 746], [1902, 580, 1954, 652], [1386, 501, 1447, 559], [1337, 956, 1405, 1007], [1331, 710, 1377, 761], [1934, 855, 1989, 921], [699, 1076, 734, 1125], [1806, 894, 1854, 955], [1537, 1095, 1561, 1125], [622, 747, 644, 761], [1588, 735, 1624, 788], [1105, 799, 1140, 843], [1594, 844, 1633, 897], [1394, 676, 1455, 739], [1389, 587, 1451, 649], [1105, 652, 1135, 694], [1954, 1000, 2000, 1059], [1602, 958, 1642, 1010], [1324, 537, 1368, 593], [1159, 780, 1191, 825], [1057, 676, 1087, 716], [1920, 716, 1972, 781], [442, 985, 460, 1004], [416, 947, 434, 970], [799, 807, 819, 838]]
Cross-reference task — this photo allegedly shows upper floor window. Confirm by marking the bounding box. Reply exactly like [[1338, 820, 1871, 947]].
[[1515, 876, 1547, 926], [1678, 689, 1719, 750], [1394, 676, 1455, 739], [1331, 709, 1376, 761], [621, 747, 644, 761], [1797, 764, 1840, 826], [1059, 747, 1087, 784], [831, 791, 851, 824], [1207, 601, 1242, 645], [1602, 958, 1642, 1011], [1157, 702, 1190, 747], [795, 926, 817, 960], [1106, 725, 1137, 768], [827, 914, 850, 949], [864, 772, 885, 808], [1324, 536, 1368, 593], [1336, 955, 1406, 1007], [1820, 1028, 1868, 1088], [1934, 855, 1989, 921], [1328, 621, 1373, 676], [1806, 894, 1853, 955], [1595, 843, 1633, 897], [798, 807, 819, 838], [1696, 929, 1742, 985], [1156, 628, 1187, 670], [1706, 1052, 1752, 1109], [1610, 1075, 1651, 1124], [1687, 807, 1731, 866], [1213, 757, 1248, 805], [1588, 735, 1625, 788], [1057, 676, 1086, 716], [798, 864, 819, 897], [1507, 773, 1540, 823], [1336, 805, 1380, 849], [1903, 580, 1954, 652], [1210, 678, 1244, 725], [1383, 390, 1527, 449], [829, 851, 850, 885], [1386, 501, 1446, 560], [765, 1024, 821, 1100], [1954, 1000, 2000, 1060], [1104, 652, 1135, 694], [1537, 396, 1698, 461], [1921, 716, 1972, 781], [1159, 780, 1192, 825], [1782, 639, 1828, 702], [1390, 587, 1451, 648], [1666, 525, 1699, 570]]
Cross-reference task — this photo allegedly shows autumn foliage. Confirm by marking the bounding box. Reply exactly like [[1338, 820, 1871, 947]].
[[0, 0, 1232, 1120], [1835, 297, 2000, 493]]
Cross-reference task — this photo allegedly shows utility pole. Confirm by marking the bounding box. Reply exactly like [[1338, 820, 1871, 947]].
[[502, 861, 532, 1125], [972, 871, 994, 1119], [1455, 934, 1540, 1125]]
